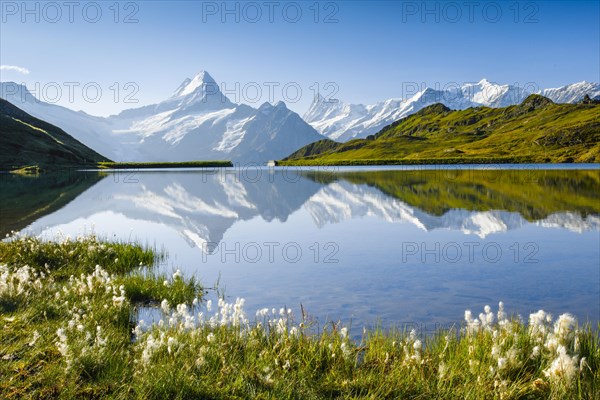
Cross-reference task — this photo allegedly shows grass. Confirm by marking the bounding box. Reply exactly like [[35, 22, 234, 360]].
[[97, 161, 233, 169], [1, 235, 598, 399], [283, 96, 600, 165], [0, 99, 109, 172]]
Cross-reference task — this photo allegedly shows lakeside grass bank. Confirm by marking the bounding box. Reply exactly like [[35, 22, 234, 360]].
[[1, 234, 598, 399], [277, 157, 574, 167], [97, 161, 233, 169]]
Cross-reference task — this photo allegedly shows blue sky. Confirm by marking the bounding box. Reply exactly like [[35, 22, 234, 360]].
[[1, 0, 599, 116]]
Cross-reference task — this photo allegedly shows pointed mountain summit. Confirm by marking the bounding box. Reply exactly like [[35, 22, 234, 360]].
[[173, 70, 218, 97]]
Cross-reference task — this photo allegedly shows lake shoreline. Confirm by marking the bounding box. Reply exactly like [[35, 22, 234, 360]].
[[1, 234, 598, 399]]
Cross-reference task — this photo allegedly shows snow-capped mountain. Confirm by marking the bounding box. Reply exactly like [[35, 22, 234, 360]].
[[1, 71, 325, 162], [541, 81, 600, 103], [304, 79, 600, 141]]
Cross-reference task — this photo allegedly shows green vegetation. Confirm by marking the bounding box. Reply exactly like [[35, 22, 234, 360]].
[[303, 169, 600, 221], [97, 161, 233, 169], [1, 235, 599, 399], [0, 99, 110, 172], [0, 172, 103, 237], [282, 95, 600, 165]]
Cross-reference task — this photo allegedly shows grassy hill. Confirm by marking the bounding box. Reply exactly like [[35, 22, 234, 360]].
[[0, 99, 110, 171], [281, 95, 600, 165]]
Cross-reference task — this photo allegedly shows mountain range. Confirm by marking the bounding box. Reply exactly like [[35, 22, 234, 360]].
[[304, 79, 600, 141], [0, 71, 325, 163], [284, 95, 600, 164], [1, 73, 599, 163]]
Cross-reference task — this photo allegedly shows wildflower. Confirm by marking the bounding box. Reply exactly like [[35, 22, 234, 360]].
[[340, 327, 348, 340], [256, 308, 269, 318], [544, 345, 579, 384], [167, 337, 178, 354], [497, 357, 507, 370], [161, 299, 170, 314], [28, 331, 40, 347], [554, 313, 577, 340]]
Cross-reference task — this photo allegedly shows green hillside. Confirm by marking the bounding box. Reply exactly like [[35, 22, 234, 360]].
[[282, 95, 600, 165], [0, 99, 110, 171]]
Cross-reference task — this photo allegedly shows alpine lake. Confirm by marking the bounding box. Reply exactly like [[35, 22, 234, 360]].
[[2, 164, 599, 337]]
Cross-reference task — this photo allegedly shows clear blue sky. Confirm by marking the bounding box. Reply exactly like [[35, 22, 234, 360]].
[[1, 0, 599, 116]]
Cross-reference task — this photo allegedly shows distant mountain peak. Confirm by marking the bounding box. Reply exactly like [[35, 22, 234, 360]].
[[173, 70, 218, 97]]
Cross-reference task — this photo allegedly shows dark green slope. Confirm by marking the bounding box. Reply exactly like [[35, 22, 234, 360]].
[[282, 95, 600, 165], [0, 172, 104, 236], [0, 99, 110, 171]]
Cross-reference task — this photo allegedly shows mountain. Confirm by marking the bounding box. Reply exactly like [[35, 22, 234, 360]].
[[0, 99, 110, 171], [1, 71, 326, 163], [304, 80, 600, 141], [542, 81, 600, 103], [284, 94, 600, 164], [0, 82, 127, 160]]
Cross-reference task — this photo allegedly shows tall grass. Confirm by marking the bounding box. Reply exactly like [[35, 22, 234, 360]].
[[1, 234, 598, 399]]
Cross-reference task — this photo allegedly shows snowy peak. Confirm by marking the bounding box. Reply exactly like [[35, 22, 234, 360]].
[[541, 81, 600, 103], [305, 78, 599, 142], [173, 70, 217, 97]]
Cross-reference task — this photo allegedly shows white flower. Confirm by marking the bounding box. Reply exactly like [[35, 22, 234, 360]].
[[544, 345, 579, 384], [554, 313, 577, 340], [340, 327, 348, 340], [497, 357, 507, 370], [161, 299, 170, 314], [413, 340, 422, 351], [28, 331, 40, 347]]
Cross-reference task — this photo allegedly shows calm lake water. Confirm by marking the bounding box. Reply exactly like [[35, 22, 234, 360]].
[[2, 165, 599, 334]]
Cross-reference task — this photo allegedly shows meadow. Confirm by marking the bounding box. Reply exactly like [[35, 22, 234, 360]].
[[1, 234, 598, 399]]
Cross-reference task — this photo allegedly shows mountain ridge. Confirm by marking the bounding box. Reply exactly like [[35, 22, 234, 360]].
[[1, 72, 326, 163], [284, 94, 600, 164], [304, 80, 600, 141]]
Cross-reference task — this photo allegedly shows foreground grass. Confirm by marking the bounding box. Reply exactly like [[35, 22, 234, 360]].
[[97, 161, 233, 169], [1, 235, 598, 399]]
